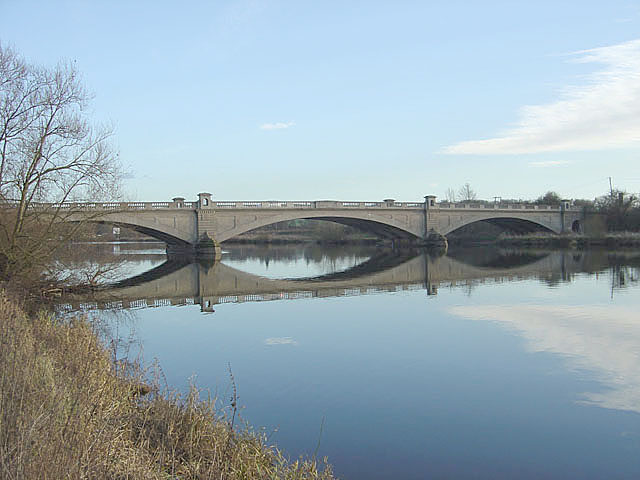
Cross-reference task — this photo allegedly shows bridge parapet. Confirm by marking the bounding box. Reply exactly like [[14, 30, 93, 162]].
[[206, 200, 579, 212], [212, 200, 426, 209], [25, 201, 198, 211], [435, 202, 573, 211], [18, 199, 579, 212]]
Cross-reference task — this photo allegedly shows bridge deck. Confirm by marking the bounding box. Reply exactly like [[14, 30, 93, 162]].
[[8, 197, 583, 246]]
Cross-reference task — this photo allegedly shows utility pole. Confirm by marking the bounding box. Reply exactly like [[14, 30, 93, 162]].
[[609, 177, 614, 197]]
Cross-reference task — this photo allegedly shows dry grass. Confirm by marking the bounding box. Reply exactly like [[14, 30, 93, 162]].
[[0, 292, 335, 479]]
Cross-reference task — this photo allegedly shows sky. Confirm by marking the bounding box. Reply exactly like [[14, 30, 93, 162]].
[[1, 0, 639, 202]]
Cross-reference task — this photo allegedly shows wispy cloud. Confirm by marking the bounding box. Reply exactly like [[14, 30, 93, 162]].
[[259, 121, 295, 130], [528, 160, 572, 167], [443, 39, 640, 155], [264, 337, 298, 346]]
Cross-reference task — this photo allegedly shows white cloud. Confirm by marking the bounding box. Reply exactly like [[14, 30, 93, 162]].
[[528, 160, 572, 167], [259, 121, 295, 130], [450, 304, 640, 413], [443, 39, 640, 155], [264, 337, 298, 346]]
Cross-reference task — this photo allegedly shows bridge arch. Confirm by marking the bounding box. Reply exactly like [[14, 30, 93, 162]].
[[64, 209, 198, 246], [71, 219, 193, 247], [311, 217, 419, 240], [441, 213, 561, 236], [215, 211, 423, 243]]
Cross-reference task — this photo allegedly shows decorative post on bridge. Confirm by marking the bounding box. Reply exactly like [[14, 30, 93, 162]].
[[195, 192, 221, 259], [197, 192, 212, 208]]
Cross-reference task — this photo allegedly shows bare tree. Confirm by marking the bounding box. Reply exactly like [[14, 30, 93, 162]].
[[595, 189, 639, 231], [0, 44, 123, 279], [48, 241, 129, 288], [457, 183, 477, 201], [444, 188, 456, 202]]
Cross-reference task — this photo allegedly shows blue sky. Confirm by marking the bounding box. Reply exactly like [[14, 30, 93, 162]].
[[2, 0, 639, 202]]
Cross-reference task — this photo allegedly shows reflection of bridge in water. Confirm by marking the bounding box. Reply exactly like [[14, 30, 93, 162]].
[[62, 249, 601, 312]]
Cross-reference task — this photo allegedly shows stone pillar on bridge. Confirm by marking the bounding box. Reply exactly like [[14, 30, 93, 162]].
[[198, 192, 212, 209], [560, 199, 571, 233], [423, 195, 447, 250], [195, 192, 221, 258], [424, 195, 437, 209]]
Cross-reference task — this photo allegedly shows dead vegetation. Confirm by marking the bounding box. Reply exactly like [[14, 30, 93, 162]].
[[0, 291, 335, 479]]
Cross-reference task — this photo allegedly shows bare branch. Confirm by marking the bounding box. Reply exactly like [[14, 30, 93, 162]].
[[0, 44, 123, 280], [457, 183, 477, 202]]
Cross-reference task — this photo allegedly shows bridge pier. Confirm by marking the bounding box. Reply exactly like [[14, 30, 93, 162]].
[[420, 229, 448, 251], [165, 235, 221, 261], [195, 233, 222, 259]]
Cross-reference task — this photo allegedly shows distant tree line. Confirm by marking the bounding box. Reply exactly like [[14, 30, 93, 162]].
[[532, 190, 639, 232], [591, 190, 639, 232], [444, 184, 640, 232]]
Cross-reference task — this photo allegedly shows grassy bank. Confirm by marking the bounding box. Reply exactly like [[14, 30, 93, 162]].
[[0, 292, 334, 479], [497, 232, 640, 249]]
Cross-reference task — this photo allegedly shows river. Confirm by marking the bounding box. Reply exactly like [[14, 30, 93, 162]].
[[62, 242, 640, 479]]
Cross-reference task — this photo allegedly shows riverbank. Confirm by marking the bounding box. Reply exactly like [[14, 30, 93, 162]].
[[226, 232, 640, 250], [226, 236, 381, 245], [0, 291, 334, 479], [497, 232, 640, 249], [226, 229, 380, 245]]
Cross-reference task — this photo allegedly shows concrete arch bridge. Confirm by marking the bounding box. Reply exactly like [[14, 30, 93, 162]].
[[53, 193, 583, 255]]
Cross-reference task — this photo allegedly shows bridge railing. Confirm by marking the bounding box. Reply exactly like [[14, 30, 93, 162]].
[[210, 201, 571, 210], [20, 201, 199, 211], [211, 200, 427, 209], [437, 202, 562, 210], [14, 200, 576, 212]]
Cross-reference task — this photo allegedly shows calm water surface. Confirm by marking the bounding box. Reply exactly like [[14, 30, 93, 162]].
[[71, 243, 640, 479]]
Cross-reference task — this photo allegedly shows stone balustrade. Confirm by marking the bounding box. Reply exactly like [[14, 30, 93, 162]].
[[4, 198, 579, 211]]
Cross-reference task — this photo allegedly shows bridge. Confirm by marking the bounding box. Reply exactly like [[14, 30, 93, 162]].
[[49, 193, 583, 256]]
